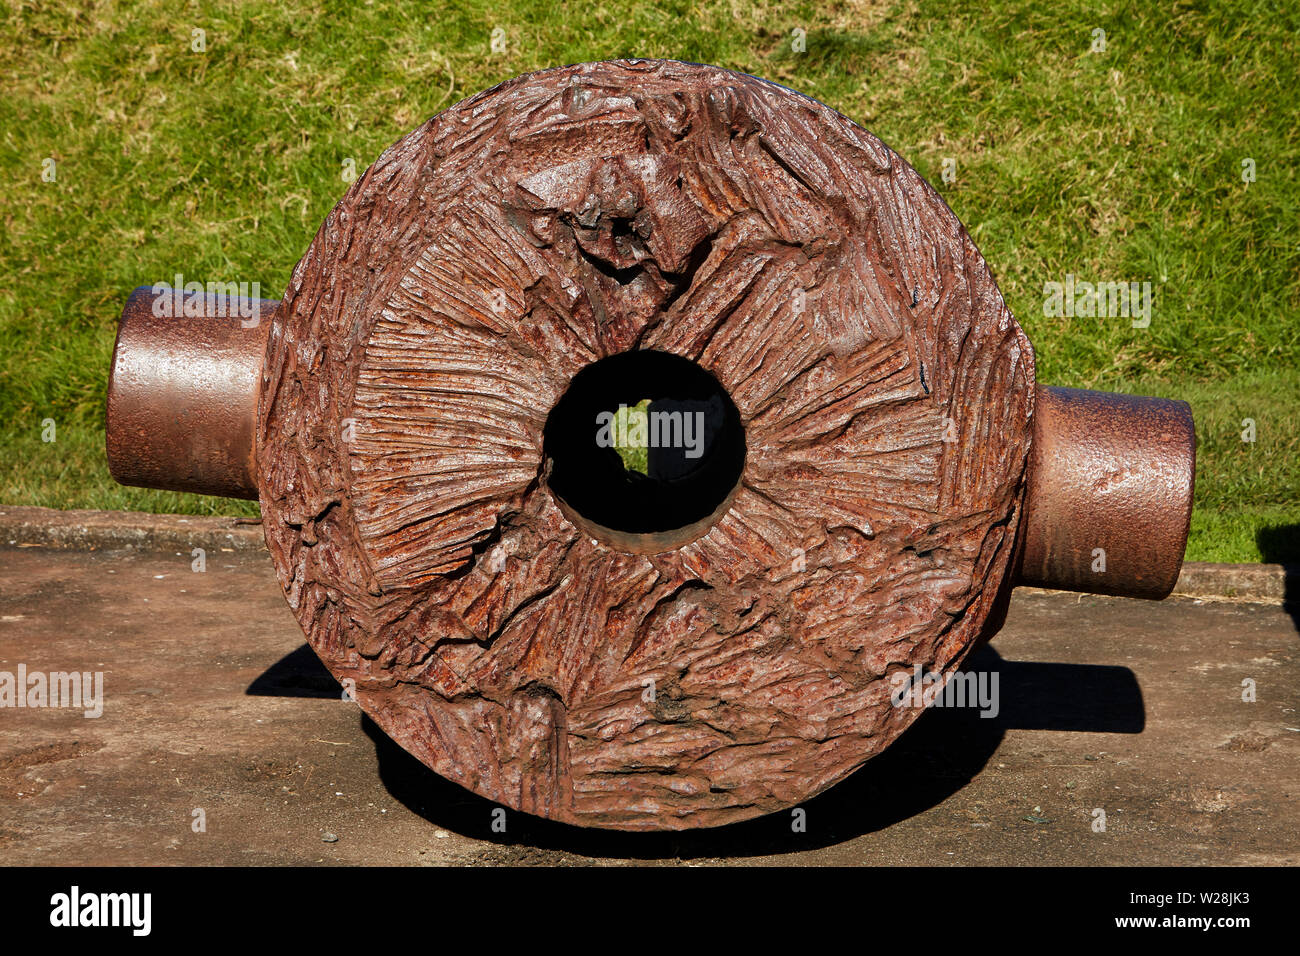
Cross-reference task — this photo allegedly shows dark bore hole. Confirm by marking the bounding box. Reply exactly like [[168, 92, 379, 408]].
[[543, 350, 746, 546]]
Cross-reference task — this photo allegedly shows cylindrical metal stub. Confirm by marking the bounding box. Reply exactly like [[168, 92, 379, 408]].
[[105, 285, 275, 500], [1018, 385, 1196, 599]]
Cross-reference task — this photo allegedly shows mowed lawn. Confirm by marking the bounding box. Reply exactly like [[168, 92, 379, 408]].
[[1, 0, 1295, 562]]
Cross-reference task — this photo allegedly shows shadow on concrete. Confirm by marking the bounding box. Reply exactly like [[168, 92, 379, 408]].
[[246, 644, 345, 699], [1257, 523, 1300, 633], [247, 642, 1145, 858]]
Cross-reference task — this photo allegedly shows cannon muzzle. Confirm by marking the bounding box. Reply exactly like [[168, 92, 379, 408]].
[[105, 59, 1198, 831]]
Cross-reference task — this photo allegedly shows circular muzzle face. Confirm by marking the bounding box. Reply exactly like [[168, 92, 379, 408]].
[[254, 59, 1036, 829]]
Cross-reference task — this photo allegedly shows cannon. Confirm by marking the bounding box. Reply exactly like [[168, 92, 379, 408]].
[[105, 60, 1195, 830]]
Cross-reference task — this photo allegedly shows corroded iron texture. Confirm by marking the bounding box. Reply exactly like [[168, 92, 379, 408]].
[[1018, 386, 1195, 598], [107, 286, 274, 499], [256, 59, 1035, 829]]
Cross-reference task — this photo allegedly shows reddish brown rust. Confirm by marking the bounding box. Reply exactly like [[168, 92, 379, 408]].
[[256, 59, 1034, 830], [1017, 386, 1195, 598], [104, 59, 1196, 831], [106, 286, 273, 499]]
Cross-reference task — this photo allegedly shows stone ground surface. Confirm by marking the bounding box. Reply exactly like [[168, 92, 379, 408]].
[[0, 543, 1296, 866]]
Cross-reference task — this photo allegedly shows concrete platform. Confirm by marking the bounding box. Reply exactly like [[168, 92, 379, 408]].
[[0, 545, 1296, 865]]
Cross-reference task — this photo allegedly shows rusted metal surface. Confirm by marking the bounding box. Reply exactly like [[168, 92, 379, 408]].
[[106, 286, 273, 499], [255, 59, 1034, 830], [1017, 386, 1195, 598], [105, 59, 1196, 831]]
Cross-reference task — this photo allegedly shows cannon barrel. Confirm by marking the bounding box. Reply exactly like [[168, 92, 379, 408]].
[[105, 59, 1196, 830]]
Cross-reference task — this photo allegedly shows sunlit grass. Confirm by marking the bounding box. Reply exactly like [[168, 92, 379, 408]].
[[1, 0, 1295, 561]]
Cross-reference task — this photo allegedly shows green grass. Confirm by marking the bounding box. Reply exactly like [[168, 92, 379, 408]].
[[1, 0, 1296, 560]]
